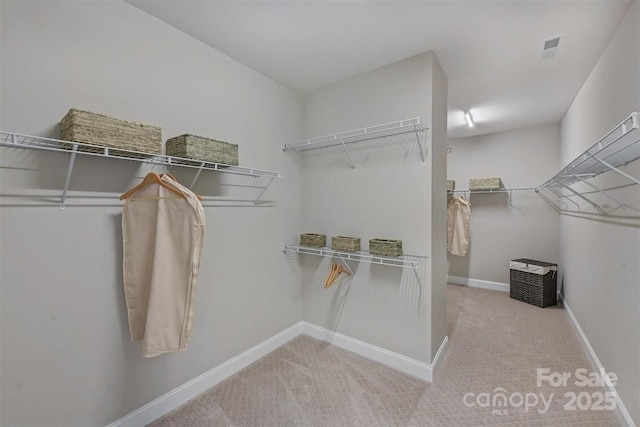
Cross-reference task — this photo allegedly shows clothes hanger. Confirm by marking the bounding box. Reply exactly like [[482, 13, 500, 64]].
[[324, 263, 339, 288], [158, 173, 204, 201], [337, 263, 351, 277], [324, 262, 352, 289], [120, 172, 188, 200], [161, 173, 178, 181]]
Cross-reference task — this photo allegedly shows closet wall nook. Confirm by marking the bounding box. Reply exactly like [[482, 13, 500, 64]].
[[284, 116, 430, 298], [294, 51, 448, 374]]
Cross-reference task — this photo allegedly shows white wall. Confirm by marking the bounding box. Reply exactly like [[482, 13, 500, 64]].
[[298, 52, 447, 364], [447, 124, 561, 284], [430, 57, 448, 356], [0, 1, 302, 425], [560, 0, 640, 423]]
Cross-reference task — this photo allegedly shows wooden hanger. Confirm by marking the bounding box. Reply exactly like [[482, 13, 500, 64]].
[[323, 263, 338, 288], [120, 172, 188, 200], [324, 262, 351, 289], [161, 173, 178, 181], [160, 173, 204, 201]]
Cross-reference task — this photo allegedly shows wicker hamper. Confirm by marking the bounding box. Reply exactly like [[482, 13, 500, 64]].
[[300, 233, 326, 248], [369, 239, 403, 257], [469, 177, 502, 191], [447, 180, 456, 192], [60, 108, 161, 157], [331, 236, 360, 252], [509, 258, 557, 308], [166, 134, 239, 166]]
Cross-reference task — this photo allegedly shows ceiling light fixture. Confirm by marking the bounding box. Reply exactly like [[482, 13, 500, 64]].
[[464, 111, 475, 128]]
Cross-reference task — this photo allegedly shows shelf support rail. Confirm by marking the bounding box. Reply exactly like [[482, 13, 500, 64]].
[[189, 162, 207, 189], [60, 144, 78, 209], [535, 189, 563, 214], [411, 268, 423, 296], [338, 137, 357, 169], [567, 171, 635, 214], [546, 186, 580, 208], [413, 125, 426, 163], [592, 156, 640, 186], [333, 253, 354, 276], [554, 181, 604, 213], [254, 175, 276, 204]]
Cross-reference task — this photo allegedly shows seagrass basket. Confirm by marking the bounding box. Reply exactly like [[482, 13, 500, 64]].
[[447, 180, 456, 191], [166, 134, 239, 166], [369, 239, 403, 257], [469, 177, 502, 190], [300, 233, 326, 248], [60, 108, 162, 158], [331, 236, 360, 252]]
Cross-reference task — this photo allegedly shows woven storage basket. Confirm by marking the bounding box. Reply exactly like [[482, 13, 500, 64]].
[[447, 180, 455, 191], [369, 239, 403, 257], [60, 109, 161, 158], [469, 177, 502, 190], [166, 134, 239, 166], [300, 233, 326, 248], [331, 236, 360, 252], [509, 258, 557, 308]]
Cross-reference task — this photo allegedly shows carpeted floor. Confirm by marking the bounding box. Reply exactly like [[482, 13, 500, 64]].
[[150, 285, 623, 426]]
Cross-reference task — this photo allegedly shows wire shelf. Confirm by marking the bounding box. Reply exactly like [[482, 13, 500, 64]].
[[0, 131, 283, 208], [283, 244, 426, 269], [0, 131, 283, 179], [536, 112, 640, 215], [281, 118, 428, 167], [448, 187, 536, 195], [538, 113, 639, 189]]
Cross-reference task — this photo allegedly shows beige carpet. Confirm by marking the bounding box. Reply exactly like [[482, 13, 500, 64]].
[[150, 285, 623, 426]]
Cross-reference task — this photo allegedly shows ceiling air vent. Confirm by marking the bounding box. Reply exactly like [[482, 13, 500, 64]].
[[538, 34, 564, 60]]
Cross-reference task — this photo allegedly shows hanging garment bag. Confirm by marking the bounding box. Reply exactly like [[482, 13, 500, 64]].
[[447, 196, 471, 257], [121, 173, 205, 357]]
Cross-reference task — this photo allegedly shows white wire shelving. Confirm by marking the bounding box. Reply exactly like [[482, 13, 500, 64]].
[[535, 112, 640, 214], [283, 244, 425, 269], [448, 187, 537, 206], [281, 118, 428, 168], [283, 244, 426, 292], [0, 131, 283, 208]]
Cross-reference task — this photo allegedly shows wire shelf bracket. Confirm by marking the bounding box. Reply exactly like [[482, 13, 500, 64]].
[[0, 131, 283, 209], [281, 118, 428, 167]]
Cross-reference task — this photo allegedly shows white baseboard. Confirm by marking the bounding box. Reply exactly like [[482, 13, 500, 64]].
[[431, 334, 449, 379], [106, 322, 303, 427], [302, 321, 448, 382], [560, 294, 635, 427], [448, 275, 509, 292], [107, 322, 450, 426]]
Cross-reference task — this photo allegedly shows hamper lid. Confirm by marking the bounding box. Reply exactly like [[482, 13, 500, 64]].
[[510, 258, 557, 275]]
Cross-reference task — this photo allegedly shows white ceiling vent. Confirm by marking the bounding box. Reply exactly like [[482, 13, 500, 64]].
[[538, 34, 564, 60]]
